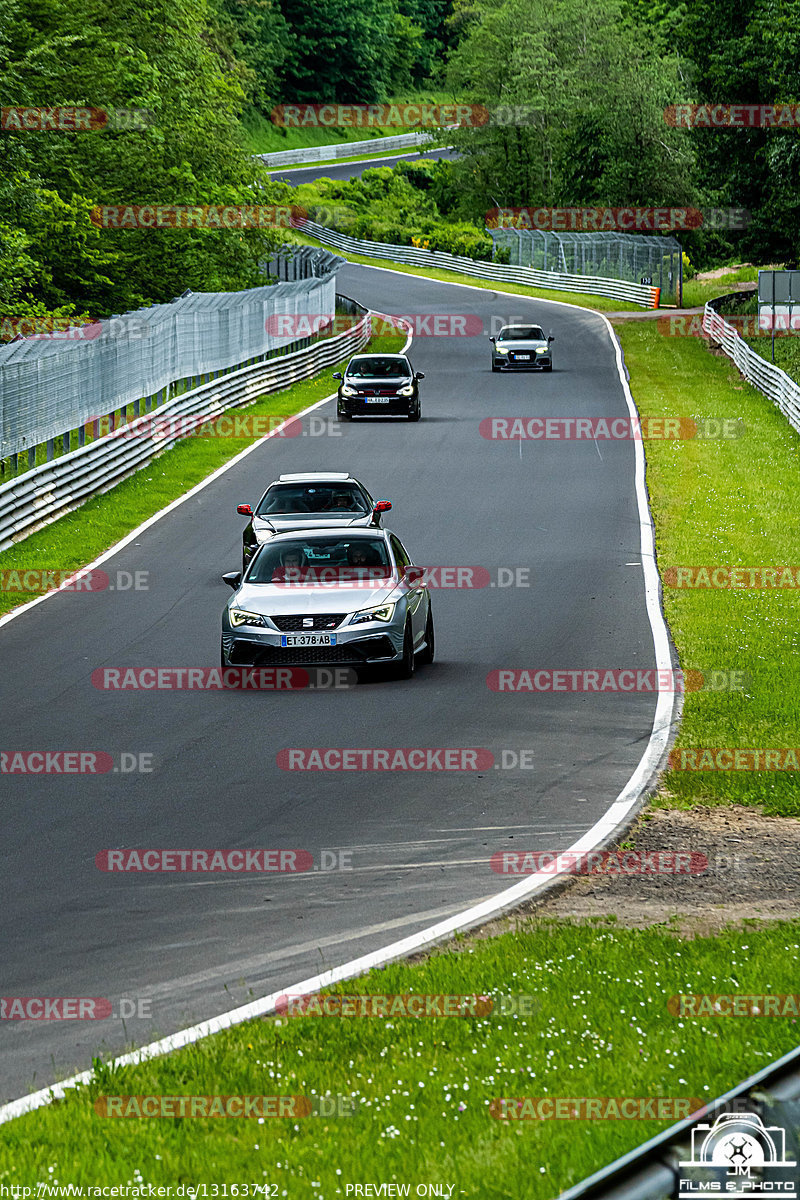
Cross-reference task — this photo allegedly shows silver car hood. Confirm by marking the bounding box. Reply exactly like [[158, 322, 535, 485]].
[[497, 340, 548, 351], [232, 578, 402, 615]]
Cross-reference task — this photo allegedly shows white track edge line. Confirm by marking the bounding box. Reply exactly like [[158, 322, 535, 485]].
[[0, 294, 674, 1125]]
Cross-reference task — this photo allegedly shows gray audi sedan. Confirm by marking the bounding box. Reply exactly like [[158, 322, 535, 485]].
[[221, 528, 434, 679], [490, 324, 554, 371]]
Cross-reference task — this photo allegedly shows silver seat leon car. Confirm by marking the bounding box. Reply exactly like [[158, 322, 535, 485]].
[[221, 528, 434, 680]]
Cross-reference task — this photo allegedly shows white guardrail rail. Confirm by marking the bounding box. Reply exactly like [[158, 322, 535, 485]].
[[0, 312, 371, 553], [257, 130, 444, 169], [703, 301, 800, 431], [303, 221, 661, 308]]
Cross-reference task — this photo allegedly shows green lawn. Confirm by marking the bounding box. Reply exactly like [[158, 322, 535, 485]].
[[618, 322, 800, 814], [2, 920, 799, 1196]]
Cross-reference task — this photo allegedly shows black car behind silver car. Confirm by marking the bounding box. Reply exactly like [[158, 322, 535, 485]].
[[334, 353, 424, 421]]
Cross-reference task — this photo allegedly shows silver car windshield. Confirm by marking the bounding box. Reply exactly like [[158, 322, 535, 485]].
[[256, 484, 369, 516], [346, 357, 410, 379], [247, 537, 393, 585], [498, 326, 545, 340]]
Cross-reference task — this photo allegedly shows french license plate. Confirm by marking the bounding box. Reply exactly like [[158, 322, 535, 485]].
[[515, 354, 531, 361], [280, 633, 337, 647], [365, 397, 391, 404]]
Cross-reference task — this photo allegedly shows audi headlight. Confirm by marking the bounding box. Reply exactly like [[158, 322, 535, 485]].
[[536, 346, 548, 354], [349, 602, 396, 625], [341, 384, 357, 397], [397, 383, 415, 396], [229, 608, 267, 628], [495, 345, 509, 354]]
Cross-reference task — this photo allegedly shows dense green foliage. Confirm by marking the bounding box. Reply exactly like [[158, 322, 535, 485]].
[[0, 0, 289, 328], [294, 161, 500, 258], [2, 0, 800, 330]]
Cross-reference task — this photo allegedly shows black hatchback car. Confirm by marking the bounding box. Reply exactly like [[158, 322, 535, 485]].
[[334, 354, 424, 421]]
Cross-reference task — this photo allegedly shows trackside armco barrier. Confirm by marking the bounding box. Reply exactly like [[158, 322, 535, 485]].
[[0, 306, 371, 552], [302, 222, 661, 308], [256, 130, 448, 170], [0, 256, 345, 463], [703, 300, 800, 434]]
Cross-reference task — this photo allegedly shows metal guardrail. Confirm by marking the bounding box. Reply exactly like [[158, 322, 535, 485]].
[[703, 300, 800, 433], [0, 307, 371, 553], [0, 250, 345, 466], [257, 130, 443, 169], [559, 1043, 800, 1200], [303, 221, 661, 307]]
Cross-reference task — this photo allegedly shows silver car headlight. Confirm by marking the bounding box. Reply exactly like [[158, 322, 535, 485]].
[[229, 608, 268, 628], [495, 345, 509, 354], [349, 602, 396, 625], [536, 346, 548, 354], [341, 385, 358, 397], [397, 384, 415, 396]]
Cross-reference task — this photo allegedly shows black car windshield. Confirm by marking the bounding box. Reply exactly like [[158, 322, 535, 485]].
[[498, 326, 545, 341], [346, 357, 410, 379], [256, 483, 370, 516], [247, 537, 393, 585]]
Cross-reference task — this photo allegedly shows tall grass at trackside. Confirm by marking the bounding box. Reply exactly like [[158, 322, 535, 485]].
[[618, 323, 800, 815], [1, 921, 799, 1194], [681, 266, 760, 310], [0, 333, 404, 620]]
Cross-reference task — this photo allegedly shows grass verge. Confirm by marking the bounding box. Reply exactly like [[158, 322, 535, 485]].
[[616, 322, 800, 814], [0, 332, 404, 619], [1, 919, 798, 1194]]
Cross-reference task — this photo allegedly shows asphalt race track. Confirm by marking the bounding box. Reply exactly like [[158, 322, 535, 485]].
[[269, 146, 457, 186], [0, 262, 667, 1101]]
